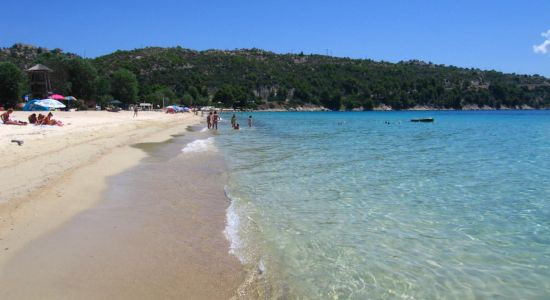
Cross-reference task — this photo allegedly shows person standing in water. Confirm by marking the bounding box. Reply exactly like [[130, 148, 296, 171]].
[[248, 115, 253, 127], [212, 111, 219, 130], [231, 113, 237, 128], [207, 112, 212, 129]]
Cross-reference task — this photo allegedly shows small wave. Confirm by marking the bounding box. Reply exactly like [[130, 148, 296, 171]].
[[181, 137, 216, 153], [199, 127, 208, 132], [224, 189, 274, 297], [223, 187, 247, 264]]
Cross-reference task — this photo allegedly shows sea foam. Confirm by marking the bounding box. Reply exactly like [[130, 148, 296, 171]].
[[223, 187, 246, 263], [181, 137, 216, 153]]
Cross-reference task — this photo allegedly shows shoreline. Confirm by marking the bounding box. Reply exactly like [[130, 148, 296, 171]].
[[239, 104, 550, 112], [0, 111, 244, 298]]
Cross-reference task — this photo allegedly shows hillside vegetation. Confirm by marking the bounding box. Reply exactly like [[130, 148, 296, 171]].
[[1, 43, 550, 110]]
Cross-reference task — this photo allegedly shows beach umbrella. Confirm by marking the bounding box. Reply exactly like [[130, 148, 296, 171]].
[[49, 94, 65, 100], [110, 100, 122, 105], [23, 99, 49, 111], [35, 99, 66, 109], [62, 96, 77, 110]]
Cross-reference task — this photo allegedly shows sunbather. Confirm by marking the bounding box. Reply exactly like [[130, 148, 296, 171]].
[[36, 113, 45, 125], [28, 113, 37, 124], [1, 109, 27, 126], [43, 112, 64, 126]]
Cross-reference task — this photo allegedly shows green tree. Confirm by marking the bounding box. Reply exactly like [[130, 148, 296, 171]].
[[0, 62, 24, 108], [98, 94, 113, 107], [111, 69, 138, 104], [276, 87, 288, 102], [67, 58, 98, 100], [181, 93, 193, 106], [320, 90, 342, 111], [293, 87, 311, 102], [231, 86, 253, 108], [143, 85, 176, 107], [162, 87, 177, 104], [3, 44, 549, 110], [199, 86, 209, 97], [188, 86, 199, 103], [342, 96, 360, 111], [489, 83, 506, 102], [95, 76, 111, 99], [213, 85, 235, 108], [321, 95, 342, 111]]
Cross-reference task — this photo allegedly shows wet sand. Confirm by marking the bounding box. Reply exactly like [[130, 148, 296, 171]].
[[0, 127, 244, 299]]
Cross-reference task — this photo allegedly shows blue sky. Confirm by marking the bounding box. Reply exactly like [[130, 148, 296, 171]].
[[2, 0, 550, 76]]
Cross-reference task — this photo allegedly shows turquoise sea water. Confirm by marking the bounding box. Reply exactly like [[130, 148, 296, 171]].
[[215, 111, 550, 299]]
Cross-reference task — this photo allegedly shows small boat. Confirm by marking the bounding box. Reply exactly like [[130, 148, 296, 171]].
[[411, 118, 434, 123]]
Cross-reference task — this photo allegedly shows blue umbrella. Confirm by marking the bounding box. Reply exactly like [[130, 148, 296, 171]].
[[35, 99, 66, 109], [23, 99, 49, 111]]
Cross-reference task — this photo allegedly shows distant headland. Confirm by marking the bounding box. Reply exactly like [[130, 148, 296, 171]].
[[1, 43, 549, 111]]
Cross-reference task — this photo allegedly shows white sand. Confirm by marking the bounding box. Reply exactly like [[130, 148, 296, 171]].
[[0, 110, 245, 299], [0, 111, 200, 203], [0, 110, 202, 258]]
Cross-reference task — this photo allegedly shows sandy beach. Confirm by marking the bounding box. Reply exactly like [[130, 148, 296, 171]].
[[0, 110, 243, 299]]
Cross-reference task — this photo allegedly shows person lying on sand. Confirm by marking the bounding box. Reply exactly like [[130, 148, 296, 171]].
[[1, 109, 27, 125], [36, 113, 45, 125], [28, 113, 37, 124], [43, 112, 64, 126]]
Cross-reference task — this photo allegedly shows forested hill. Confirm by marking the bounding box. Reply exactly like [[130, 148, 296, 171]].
[[1, 43, 550, 110]]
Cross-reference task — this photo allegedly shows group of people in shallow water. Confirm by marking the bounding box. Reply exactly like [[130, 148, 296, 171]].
[[206, 111, 220, 130], [1, 109, 63, 126], [231, 113, 253, 130], [205, 111, 253, 130]]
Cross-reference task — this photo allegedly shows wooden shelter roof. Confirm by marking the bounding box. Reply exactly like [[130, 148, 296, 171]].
[[27, 64, 53, 72]]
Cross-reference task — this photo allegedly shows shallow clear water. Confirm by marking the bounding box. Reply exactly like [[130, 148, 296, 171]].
[[216, 111, 550, 299]]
